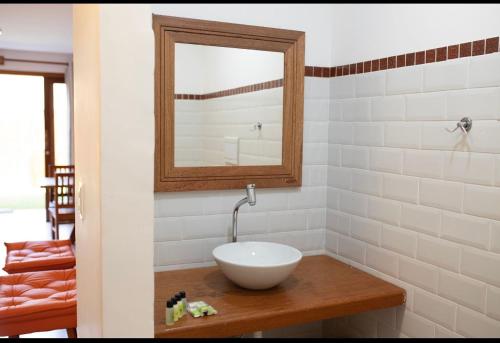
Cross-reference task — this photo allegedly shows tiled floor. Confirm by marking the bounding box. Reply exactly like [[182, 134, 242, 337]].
[[0, 209, 73, 339]]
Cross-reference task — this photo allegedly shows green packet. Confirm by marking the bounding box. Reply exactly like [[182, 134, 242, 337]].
[[187, 301, 218, 318]]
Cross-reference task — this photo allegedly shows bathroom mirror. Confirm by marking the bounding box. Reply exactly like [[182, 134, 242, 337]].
[[174, 43, 284, 167], [154, 15, 304, 192]]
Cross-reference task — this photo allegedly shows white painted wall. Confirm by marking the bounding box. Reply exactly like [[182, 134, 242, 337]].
[[175, 44, 283, 94], [73, 4, 103, 337], [174, 44, 208, 94], [73, 4, 154, 338], [0, 4, 72, 53], [99, 4, 154, 338], [331, 4, 500, 65], [154, 4, 500, 67], [152, 4, 334, 66], [204, 46, 283, 92]]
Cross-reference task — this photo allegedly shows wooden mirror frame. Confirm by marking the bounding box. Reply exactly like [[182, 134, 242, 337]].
[[153, 15, 305, 192]]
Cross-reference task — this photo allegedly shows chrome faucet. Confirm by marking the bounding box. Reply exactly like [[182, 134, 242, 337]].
[[232, 184, 256, 242]]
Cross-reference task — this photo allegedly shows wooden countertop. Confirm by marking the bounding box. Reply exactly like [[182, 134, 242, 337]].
[[154, 255, 405, 338]]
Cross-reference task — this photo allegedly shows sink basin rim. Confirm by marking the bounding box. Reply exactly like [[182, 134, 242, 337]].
[[212, 241, 303, 268]]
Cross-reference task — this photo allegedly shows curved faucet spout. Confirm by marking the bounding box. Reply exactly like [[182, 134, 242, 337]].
[[232, 197, 249, 243], [232, 184, 257, 243]]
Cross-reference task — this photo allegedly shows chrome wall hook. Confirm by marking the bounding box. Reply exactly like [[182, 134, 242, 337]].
[[251, 122, 263, 131], [446, 117, 472, 134]]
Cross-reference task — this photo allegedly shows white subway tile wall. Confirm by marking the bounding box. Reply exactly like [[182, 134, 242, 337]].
[[154, 77, 330, 271], [386, 65, 423, 95], [326, 53, 500, 338], [174, 88, 284, 167], [154, 53, 500, 337]]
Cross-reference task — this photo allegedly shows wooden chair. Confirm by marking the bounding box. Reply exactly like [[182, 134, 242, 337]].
[[48, 173, 75, 240], [50, 165, 75, 175], [44, 165, 75, 222]]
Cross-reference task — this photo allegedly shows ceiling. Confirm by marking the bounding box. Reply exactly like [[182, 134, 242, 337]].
[[0, 4, 72, 53]]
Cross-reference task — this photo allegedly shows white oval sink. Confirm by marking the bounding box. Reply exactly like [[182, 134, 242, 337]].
[[212, 241, 302, 290]]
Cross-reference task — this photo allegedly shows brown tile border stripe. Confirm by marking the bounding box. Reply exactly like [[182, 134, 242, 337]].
[[175, 78, 283, 100], [304, 36, 499, 78]]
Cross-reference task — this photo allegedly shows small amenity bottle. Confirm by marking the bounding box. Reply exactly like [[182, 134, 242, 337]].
[[172, 297, 179, 322], [165, 300, 174, 326], [179, 291, 187, 316], [175, 294, 183, 318]]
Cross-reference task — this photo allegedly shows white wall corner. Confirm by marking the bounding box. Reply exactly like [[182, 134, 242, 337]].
[[99, 4, 155, 338], [73, 3, 155, 338]]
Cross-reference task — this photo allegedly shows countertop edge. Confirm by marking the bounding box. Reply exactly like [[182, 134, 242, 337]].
[[154, 290, 405, 338]]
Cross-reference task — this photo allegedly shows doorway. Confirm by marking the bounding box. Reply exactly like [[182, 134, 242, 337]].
[[0, 71, 69, 211], [0, 71, 73, 339]]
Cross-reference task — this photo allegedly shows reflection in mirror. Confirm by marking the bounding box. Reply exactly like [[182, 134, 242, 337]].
[[174, 43, 284, 167]]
